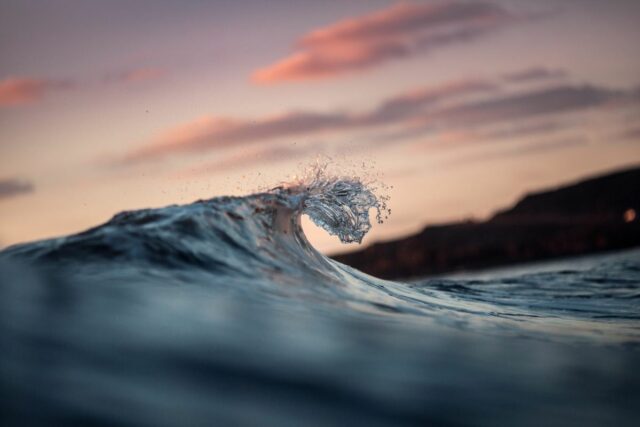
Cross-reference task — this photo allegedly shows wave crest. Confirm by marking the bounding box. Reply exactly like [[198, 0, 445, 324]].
[[284, 161, 390, 244]]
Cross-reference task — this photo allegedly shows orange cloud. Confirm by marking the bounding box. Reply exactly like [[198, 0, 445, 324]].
[[0, 77, 69, 107], [252, 1, 514, 84]]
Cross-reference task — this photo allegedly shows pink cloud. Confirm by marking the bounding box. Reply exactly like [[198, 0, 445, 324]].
[[252, 1, 514, 84], [0, 77, 70, 107]]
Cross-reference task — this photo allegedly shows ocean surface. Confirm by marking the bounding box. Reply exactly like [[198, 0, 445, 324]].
[[1, 172, 639, 426]]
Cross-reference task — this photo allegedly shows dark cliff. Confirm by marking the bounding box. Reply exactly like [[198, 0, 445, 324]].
[[332, 166, 640, 279]]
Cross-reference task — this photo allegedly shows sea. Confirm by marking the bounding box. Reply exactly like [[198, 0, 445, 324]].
[[1, 170, 639, 426]]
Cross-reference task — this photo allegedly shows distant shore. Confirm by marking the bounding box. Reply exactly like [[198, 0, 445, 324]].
[[332, 166, 640, 279]]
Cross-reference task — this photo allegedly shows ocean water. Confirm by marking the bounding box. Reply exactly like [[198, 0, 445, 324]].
[[1, 172, 639, 427]]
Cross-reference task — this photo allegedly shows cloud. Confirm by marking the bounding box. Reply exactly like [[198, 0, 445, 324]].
[[120, 82, 634, 165], [119, 78, 498, 164], [429, 85, 620, 127], [420, 120, 566, 147], [0, 178, 34, 200], [617, 126, 640, 141], [104, 68, 165, 84], [356, 85, 623, 146], [386, 85, 625, 142], [481, 120, 566, 140], [503, 67, 566, 83], [122, 112, 349, 164], [443, 136, 587, 167], [252, 1, 515, 83], [178, 144, 315, 177], [0, 77, 71, 107], [365, 79, 499, 124]]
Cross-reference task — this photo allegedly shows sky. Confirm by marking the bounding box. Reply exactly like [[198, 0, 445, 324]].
[[1, 0, 639, 253]]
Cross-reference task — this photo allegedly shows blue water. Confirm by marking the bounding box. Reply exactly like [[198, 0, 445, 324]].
[[1, 175, 639, 426]]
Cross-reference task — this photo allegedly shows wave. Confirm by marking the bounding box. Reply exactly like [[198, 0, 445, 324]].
[[2, 167, 640, 426], [1, 168, 385, 278], [2, 167, 638, 342]]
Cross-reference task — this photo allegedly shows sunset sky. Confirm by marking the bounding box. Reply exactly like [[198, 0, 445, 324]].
[[1, 0, 639, 253]]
